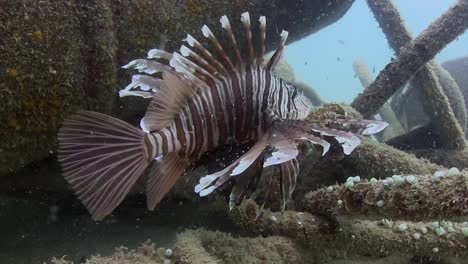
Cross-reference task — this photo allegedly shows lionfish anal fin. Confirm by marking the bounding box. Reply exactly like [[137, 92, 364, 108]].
[[146, 154, 194, 210]]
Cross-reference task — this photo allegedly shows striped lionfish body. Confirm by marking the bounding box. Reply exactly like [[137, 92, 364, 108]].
[[58, 12, 388, 220]]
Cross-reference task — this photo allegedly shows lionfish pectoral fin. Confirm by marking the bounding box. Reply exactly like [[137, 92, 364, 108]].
[[195, 136, 269, 197], [325, 119, 389, 135], [275, 119, 388, 156], [230, 137, 268, 176], [263, 127, 299, 167], [274, 120, 361, 155], [58, 111, 150, 221], [229, 151, 265, 211], [195, 163, 232, 197], [146, 154, 193, 211]]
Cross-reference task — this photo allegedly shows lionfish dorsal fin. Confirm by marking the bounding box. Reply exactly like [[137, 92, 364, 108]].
[[257, 16, 267, 66], [240, 12, 254, 71], [176, 12, 289, 88], [120, 49, 174, 98], [140, 71, 196, 132], [265, 30, 288, 71], [183, 33, 229, 77], [220, 15, 242, 69], [120, 12, 290, 107], [202, 24, 237, 73], [146, 154, 192, 210]]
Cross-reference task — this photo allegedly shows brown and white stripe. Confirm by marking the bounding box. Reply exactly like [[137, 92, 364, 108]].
[[140, 16, 312, 158], [57, 12, 388, 221]]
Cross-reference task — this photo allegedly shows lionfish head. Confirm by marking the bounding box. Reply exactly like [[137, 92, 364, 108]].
[[287, 82, 314, 119]]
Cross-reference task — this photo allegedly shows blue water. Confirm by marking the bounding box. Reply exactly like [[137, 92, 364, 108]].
[[286, 0, 468, 103]]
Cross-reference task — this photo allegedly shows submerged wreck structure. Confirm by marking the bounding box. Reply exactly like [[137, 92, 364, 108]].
[[1, 0, 468, 263]]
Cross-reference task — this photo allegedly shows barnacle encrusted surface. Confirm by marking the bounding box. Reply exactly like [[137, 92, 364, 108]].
[[305, 173, 468, 221]]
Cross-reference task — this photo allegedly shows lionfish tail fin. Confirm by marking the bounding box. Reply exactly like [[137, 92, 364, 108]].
[[58, 111, 150, 221]]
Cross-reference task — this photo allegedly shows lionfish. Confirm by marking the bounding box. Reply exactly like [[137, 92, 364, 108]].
[[58, 12, 387, 220]]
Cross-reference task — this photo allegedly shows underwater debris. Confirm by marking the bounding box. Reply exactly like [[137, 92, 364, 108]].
[[410, 64, 466, 150], [229, 200, 468, 259], [443, 57, 468, 127], [360, 0, 468, 150], [342, 137, 440, 179], [352, 59, 405, 140], [302, 105, 440, 180], [174, 229, 309, 264], [432, 62, 468, 133], [304, 172, 468, 221], [49, 240, 165, 264], [368, 0, 467, 138], [352, 0, 468, 140]]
